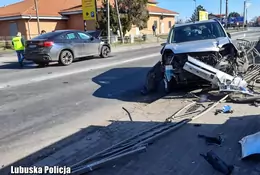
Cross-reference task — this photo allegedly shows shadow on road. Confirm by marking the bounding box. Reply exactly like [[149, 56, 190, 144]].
[[0, 114, 259, 175], [92, 67, 166, 103], [91, 67, 215, 103]]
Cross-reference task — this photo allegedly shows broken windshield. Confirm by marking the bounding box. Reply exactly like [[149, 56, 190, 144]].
[[169, 22, 226, 43]]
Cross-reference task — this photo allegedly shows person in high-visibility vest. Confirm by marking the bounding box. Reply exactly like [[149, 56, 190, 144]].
[[12, 32, 25, 67]]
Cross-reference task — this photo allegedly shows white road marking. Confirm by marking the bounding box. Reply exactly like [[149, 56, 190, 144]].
[[0, 53, 160, 89]]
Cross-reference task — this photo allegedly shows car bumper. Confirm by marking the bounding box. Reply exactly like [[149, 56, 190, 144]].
[[24, 53, 52, 63]]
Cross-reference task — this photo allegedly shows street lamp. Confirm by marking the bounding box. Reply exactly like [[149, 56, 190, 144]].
[[193, 0, 197, 21]]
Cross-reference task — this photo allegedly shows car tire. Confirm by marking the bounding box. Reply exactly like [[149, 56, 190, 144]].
[[100, 46, 110, 58], [163, 77, 177, 94], [59, 50, 74, 66]]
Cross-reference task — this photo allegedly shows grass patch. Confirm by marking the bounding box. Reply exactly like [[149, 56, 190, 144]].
[[158, 35, 168, 39], [111, 41, 146, 47]]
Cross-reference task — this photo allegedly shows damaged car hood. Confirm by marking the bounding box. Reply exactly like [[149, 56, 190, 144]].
[[163, 37, 233, 54]]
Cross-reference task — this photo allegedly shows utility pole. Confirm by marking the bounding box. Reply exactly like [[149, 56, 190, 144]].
[[34, 0, 40, 34], [225, 0, 228, 28], [220, 0, 222, 15], [114, 0, 124, 43], [107, 0, 111, 44], [243, 0, 246, 28]]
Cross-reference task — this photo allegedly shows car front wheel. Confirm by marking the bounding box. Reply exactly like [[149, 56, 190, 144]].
[[100, 46, 110, 58], [59, 50, 74, 66]]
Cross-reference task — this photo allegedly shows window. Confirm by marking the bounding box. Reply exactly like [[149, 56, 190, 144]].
[[78, 32, 91, 40], [168, 21, 172, 29], [66, 33, 77, 40], [169, 22, 226, 43]]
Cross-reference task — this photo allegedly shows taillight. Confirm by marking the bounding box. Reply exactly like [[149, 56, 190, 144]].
[[43, 41, 54, 47], [38, 41, 54, 47]]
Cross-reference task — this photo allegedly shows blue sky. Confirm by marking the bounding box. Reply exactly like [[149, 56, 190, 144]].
[[1, 0, 259, 20], [157, 0, 259, 21]]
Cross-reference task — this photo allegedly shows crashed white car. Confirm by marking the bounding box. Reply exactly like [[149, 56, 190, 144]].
[[160, 19, 251, 92]]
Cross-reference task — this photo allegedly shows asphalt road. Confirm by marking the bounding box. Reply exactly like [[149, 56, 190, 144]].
[[0, 30, 260, 168], [0, 46, 162, 167]]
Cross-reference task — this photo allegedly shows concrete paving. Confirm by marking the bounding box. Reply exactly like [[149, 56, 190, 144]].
[[0, 30, 259, 174]]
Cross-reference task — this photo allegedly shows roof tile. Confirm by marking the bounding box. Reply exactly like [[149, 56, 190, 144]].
[[0, 0, 82, 17], [147, 5, 178, 14], [0, 0, 178, 18], [61, 2, 178, 15]]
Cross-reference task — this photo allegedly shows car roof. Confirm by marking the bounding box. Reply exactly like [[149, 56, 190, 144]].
[[175, 19, 218, 28], [52, 29, 86, 33]]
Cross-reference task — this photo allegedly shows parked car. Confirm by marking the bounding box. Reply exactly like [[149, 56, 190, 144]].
[[24, 30, 111, 66]]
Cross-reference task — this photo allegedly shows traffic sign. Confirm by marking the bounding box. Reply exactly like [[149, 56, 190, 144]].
[[82, 0, 97, 21]]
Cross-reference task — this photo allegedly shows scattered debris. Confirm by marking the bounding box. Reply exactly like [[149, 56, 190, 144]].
[[70, 119, 193, 174], [63, 81, 69, 84], [186, 103, 205, 113], [198, 134, 222, 146], [122, 107, 133, 122], [198, 94, 210, 103], [71, 95, 229, 174], [215, 105, 233, 115], [200, 151, 234, 175], [239, 131, 260, 159]]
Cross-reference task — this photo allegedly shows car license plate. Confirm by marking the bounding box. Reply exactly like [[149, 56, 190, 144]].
[[29, 45, 36, 48]]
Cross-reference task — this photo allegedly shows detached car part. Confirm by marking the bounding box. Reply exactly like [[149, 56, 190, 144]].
[[183, 56, 248, 88], [239, 131, 260, 159]]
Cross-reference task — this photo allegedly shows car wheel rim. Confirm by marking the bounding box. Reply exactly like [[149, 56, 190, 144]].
[[62, 52, 72, 64]]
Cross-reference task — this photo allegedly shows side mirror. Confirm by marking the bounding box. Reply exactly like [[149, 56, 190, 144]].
[[161, 43, 166, 47], [227, 32, 231, 39], [90, 37, 94, 41]]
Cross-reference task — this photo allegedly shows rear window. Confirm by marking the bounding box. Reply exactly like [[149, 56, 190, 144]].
[[32, 32, 58, 40]]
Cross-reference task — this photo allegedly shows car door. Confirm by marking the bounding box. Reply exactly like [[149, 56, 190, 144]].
[[64, 32, 84, 58], [77, 32, 100, 56]]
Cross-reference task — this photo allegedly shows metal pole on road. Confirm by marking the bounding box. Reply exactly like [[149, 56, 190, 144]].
[[107, 0, 111, 44], [34, 0, 40, 34]]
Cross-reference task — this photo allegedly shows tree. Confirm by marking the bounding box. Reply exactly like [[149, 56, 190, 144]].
[[98, 1, 119, 36], [190, 5, 206, 22], [228, 12, 240, 18], [118, 0, 150, 30], [98, 0, 149, 37]]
